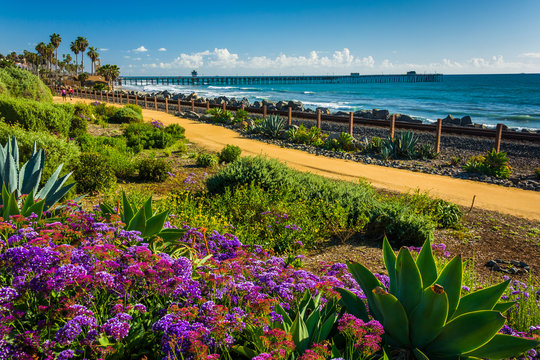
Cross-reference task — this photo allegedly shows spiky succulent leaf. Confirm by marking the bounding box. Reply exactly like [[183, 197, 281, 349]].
[[127, 206, 147, 234], [395, 247, 423, 315], [157, 228, 186, 242], [316, 312, 337, 344], [336, 288, 369, 321], [382, 237, 397, 294], [413, 348, 430, 360], [144, 210, 169, 238], [409, 284, 449, 347], [451, 279, 510, 319], [35, 164, 63, 200], [122, 192, 134, 224], [492, 301, 516, 313], [423, 310, 505, 355], [371, 287, 410, 347], [416, 240, 438, 288], [463, 334, 539, 359], [433, 255, 462, 319], [290, 312, 310, 353], [346, 262, 384, 320]]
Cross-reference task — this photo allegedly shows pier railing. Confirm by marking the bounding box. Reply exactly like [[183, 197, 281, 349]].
[[52, 87, 540, 150]]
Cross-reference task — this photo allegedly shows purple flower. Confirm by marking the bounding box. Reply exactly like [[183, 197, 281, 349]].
[[0, 287, 17, 303], [58, 349, 74, 360]]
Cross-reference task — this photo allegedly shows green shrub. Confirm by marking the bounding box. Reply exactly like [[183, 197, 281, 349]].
[[124, 123, 180, 150], [287, 125, 327, 145], [206, 108, 233, 123], [256, 114, 286, 138], [74, 152, 116, 194], [110, 107, 142, 124], [196, 153, 219, 168], [416, 143, 439, 160], [207, 156, 439, 245], [76, 134, 136, 180], [164, 123, 185, 138], [234, 109, 250, 122], [464, 149, 512, 179], [382, 131, 418, 159], [0, 122, 80, 182], [0, 67, 52, 102], [219, 144, 242, 163], [91, 102, 117, 120], [0, 96, 73, 135], [93, 83, 109, 91], [137, 157, 171, 182], [124, 103, 142, 115], [69, 115, 88, 138]]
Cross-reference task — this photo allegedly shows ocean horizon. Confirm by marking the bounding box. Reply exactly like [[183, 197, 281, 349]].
[[121, 73, 540, 130]]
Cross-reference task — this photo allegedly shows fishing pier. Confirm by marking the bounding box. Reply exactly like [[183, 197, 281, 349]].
[[117, 72, 443, 86]]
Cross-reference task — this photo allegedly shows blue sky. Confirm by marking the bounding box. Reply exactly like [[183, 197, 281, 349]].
[[1, 0, 540, 75]]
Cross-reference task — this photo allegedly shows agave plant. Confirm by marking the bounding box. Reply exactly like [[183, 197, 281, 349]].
[[338, 238, 539, 360], [382, 132, 418, 159], [336, 132, 355, 151], [234, 290, 339, 358], [0, 136, 75, 210], [257, 114, 286, 138], [100, 192, 185, 245]]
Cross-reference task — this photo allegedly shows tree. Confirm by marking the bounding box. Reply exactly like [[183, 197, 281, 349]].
[[70, 41, 80, 75], [75, 37, 89, 73], [78, 72, 89, 86], [97, 64, 120, 90], [49, 33, 61, 71], [35, 42, 47, 73], [46, 43, 55, 71], [87, 47, 99, 75]]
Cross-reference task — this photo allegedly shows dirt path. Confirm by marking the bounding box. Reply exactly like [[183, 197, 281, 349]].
[[57, 97, 540, 220]]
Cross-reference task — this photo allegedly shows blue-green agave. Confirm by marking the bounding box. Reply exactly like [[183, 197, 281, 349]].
[[0, 136, 75, 211], [338, 238, 539, 360]]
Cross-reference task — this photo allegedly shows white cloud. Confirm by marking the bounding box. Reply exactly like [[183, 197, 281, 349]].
[[133, 46, 148, 53], [139, 49, 540, 75], [100, 48, 109, 52], [158, 48, 167, 52], [521, 52, 540, 58]]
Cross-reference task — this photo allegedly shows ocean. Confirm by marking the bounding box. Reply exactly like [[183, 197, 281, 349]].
[[122, 73, 540, 130]]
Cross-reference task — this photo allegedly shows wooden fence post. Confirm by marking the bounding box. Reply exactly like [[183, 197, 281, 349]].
[[94, 90, 96, 100], [263, 105, 267, 117], [207, 101, 210, 111], [317, 109, 321, 129], [126, 93, 129, 104], [241, 103, 245, 111], [223, 102, 226, 112], [349, 112, 354, 136], [144, 96, 147, 109], [165, 97, 169, 113], [112, 92, 114, 104], [390, 114, 395, 139], [120, 93, 123, 105], [106, 92, 109, 103], [178, 98, 182, 112], [191, 100, 195, 111], [154, 97, 157, 111], [435, 119, 442, 153], [495, 123, 503, 152], [288, 107, 292, 126], [100, 91, 103, 102]]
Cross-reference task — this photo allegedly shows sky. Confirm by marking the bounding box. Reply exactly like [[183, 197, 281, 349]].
[[1, 0, 540, 76]]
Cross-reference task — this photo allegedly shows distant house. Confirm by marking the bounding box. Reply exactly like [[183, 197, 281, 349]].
[[407, 71, 417, 75], [191, 70, 198, 77]]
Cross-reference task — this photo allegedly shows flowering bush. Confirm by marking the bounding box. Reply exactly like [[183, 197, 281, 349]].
[[0, 205, 378, 359]]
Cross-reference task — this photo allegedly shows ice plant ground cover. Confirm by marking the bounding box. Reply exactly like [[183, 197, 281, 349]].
[[0, 204, 537, 359]]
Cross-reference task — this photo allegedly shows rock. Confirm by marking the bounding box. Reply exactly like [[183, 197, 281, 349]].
[[334, 111, 349, 116], [187, 92, 198, 100], [354, 110, 373, 119], [288, 100, 304, 111], [395, 114, 422, 124], [276, 101, 289, 110], [253, 101, 262, 109], [184, 111, 200, 119], [460, 115, 472, 126], [442, 114, 461, 126], [372, 109, 389, 120], [200, 114, 214, 121], [471, 123, 488, 129], [316, 107, 331, 115]]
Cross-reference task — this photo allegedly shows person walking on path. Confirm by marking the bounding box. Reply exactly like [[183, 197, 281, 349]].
[[68, 87, 73, 100], [61, 88, 67, 101]]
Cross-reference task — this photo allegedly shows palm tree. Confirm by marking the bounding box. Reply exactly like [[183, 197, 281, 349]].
[[87, 47, 99, 75], [75, 37, 89, 73], [70, 41, 80, 75], [97, 64, 120, 90], [46, 43, 55, 71], [35, 42, 47, 73], [49, 33, 62, 72]]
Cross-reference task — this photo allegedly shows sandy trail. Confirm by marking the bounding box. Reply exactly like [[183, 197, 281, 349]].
[[56, 97, 540, 220]]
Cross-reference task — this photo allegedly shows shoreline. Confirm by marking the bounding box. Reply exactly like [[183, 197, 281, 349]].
[[117, 85, 540, 133]]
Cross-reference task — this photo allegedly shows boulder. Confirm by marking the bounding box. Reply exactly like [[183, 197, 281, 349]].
[[276, 101, 289, 110], [460, 115, 472, 126], [334, 111, 350, 116], [184, 111, 200, 120], [253, 101, 262, 109], [241, 97, 250, 106], [187, 92, 199, 100], [395, 114, 422, 124], [442, 114, 461, 126], [372, 109, 389, 120], [316, 107, 331, 115], [288, 100, 304, 111]]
